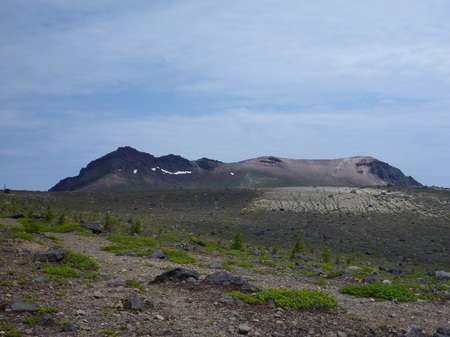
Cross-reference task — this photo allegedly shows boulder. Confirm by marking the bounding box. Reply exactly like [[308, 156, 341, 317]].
[[33, 247, 67, 262], [124, 293, 142, 311], [8, 300, 38, 312], [205, 271, 260, 292], [149, 249, 165, 259], [80, 220, 104, 234], [435, 271, 450, 281], [151, 268, 200, 283]]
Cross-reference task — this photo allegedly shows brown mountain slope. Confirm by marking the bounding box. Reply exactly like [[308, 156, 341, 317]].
[[50, 147, 421, 191]]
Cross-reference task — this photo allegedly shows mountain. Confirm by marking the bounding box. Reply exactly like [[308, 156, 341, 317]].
[[49, 146, 422, 191]]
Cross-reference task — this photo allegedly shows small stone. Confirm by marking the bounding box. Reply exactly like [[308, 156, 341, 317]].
[[238, 323, 252, 335], [33, 276, 51, 283], [155, 314, 164, 320], [208, 263, 225, 269], [382, 280, 392, 284], [76, 309, 87, 316], [9, 300, 38, 312], [61, 323, 77, 332], [337, 332, 348, 337], [79, 324, 91, 331], [93, 291, 104, 298]]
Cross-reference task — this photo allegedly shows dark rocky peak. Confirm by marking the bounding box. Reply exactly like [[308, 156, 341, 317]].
[[260, 156, 283, 164], [356, 158, 422, 187], [195, 157, 223, 171]]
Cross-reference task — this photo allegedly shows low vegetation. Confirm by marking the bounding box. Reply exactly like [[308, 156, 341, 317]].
[[339, 284, 417, 302], [228, 288, 337, 311]]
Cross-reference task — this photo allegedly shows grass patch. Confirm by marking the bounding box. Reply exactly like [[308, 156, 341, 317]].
[[163, 249, 196, 264], [13, 232, 35, 241], [229, 288, 337, 311], [125, 279, 144, 291], [22, 316, 40, 324], [0, 324, 21, 337], [339, 284, 417, 302], [42, 250, 99, 280], [100, 235, 157, 255], [37, 305, 57, 314]]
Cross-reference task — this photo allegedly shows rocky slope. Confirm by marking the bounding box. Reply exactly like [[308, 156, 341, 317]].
[[1, 218, 449, 337], [49, 146, 421, 192]]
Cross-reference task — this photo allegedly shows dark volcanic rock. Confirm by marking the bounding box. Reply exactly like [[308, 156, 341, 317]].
[[80, 220, 104, 234], [8, 300, 38, 312], [205, 271, 261, 292], [149, 249, 165, 259], [33, 247, 67, 262], [151, 268, 200, 283]]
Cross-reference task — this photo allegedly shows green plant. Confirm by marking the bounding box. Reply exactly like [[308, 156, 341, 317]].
[[0, 323, 21, 337], [163, 249, 196, 264], [37, 305, 57, 314], [65, 250, 99, 270], [290, 237, 305, 259], [339, 284, 417, 302], [129, 218, 143, 235], [102, 328, 117, 336], [13, 232, 35, 241], [56, 291, 65, 297], [101, 235, 156, 255], [22, 316, 40, 324], [125, 279, 144, 291], [229, 288, 337, 311], [230, 232, 244, 250]]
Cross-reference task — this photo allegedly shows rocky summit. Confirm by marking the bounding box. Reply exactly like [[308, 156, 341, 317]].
[[49, 146, 421, 191]]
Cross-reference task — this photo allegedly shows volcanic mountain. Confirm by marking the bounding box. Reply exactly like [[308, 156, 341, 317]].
[[49, 146, 422, 191]]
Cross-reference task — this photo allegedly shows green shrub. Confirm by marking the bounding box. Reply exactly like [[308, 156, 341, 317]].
[[340, 284, 417, 302], [230, 232, 244, 250], [290, 237, 305, 259], [37, 306, 57, 314], [22, 316, 40, 324], [0, 323, 21, 337], [229, 288, 337, 311], [65, 250, 99, 270], [100, 235, 157, 255], [163, 249, 196, 264], [13, 232, 35, 241], [125, 279, 144, 291]]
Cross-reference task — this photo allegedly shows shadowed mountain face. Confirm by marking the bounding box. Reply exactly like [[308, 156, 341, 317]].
[[49, 146, 422, 191]]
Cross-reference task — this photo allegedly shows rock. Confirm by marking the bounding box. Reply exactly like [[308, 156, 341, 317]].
[[116, 250, 138, 256], [252, 250, 262, 256], [219, 296, 235, 305], [93, 291, 104, 298], [435, 271, 450, 281], [33, 276, 51, 283], [339, 270, 353, 278], [61, 323, 77, 332], [108, 280, 126, 287], [8, 300, 38, 312], [32, 247, 67, 262], [155, 314, 164, 320], [208, 263, 225, 269], [205, 271, 261, 292], [296, 254, 315, 262], [405, 325, 432, 337], [39, 315, 54, 326], [152, 268, 200, 283], [238, 323, 252, 335], [362, 273, 380, 284], [436, 328, 450, 336], [80, 220, 104, 234], [124, 293, 142, 311], [11, 213, 25, 219], [149, 249, 165, 259], [382, 280, 392, 284], [76, 309, 87, 315]]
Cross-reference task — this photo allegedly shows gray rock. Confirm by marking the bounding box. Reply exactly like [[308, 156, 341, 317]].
[[116, 250, 138, 256], [296, 254, 315, 262], [80, 220, 104, 234], [206, 271, 261, 292], [238, 323, 252, 335], [405, 325, 431, 337], [152, 268, 200, 283], [362, 273, 380, 284], [33, 276, 51, 283], [436, 328, 450, 336], [208, 263, 225, 269], [33, 247, 67, 262], [149, 249, 165, 259], [435, 271, 450, 281], [108, 280, 126, 287], [219, 296, 235, 305], [124, 293, 142, 311], [8, 300, 38, 312], [61, 323, 77, 332], [252, 250, 262, 256]]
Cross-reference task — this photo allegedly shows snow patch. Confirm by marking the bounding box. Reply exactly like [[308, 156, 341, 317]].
[[230, 172, 235, 176], [133, 169, 137, 174], [151, 167, 192, 175]]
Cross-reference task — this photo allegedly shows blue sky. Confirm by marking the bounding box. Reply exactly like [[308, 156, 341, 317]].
[[1, 0, 450, 190]]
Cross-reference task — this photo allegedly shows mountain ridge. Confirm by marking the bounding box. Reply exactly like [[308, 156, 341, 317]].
[[49, 146, 422, 191]]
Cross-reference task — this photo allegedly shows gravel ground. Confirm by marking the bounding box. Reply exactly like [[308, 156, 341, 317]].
[[1, 218, 449, 337]]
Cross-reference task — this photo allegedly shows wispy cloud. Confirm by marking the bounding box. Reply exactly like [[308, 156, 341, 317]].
[[1, 1, 449, 189]]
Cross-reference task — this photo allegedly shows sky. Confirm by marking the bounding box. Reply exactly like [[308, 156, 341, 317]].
[[1, 0, 450, 191]]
